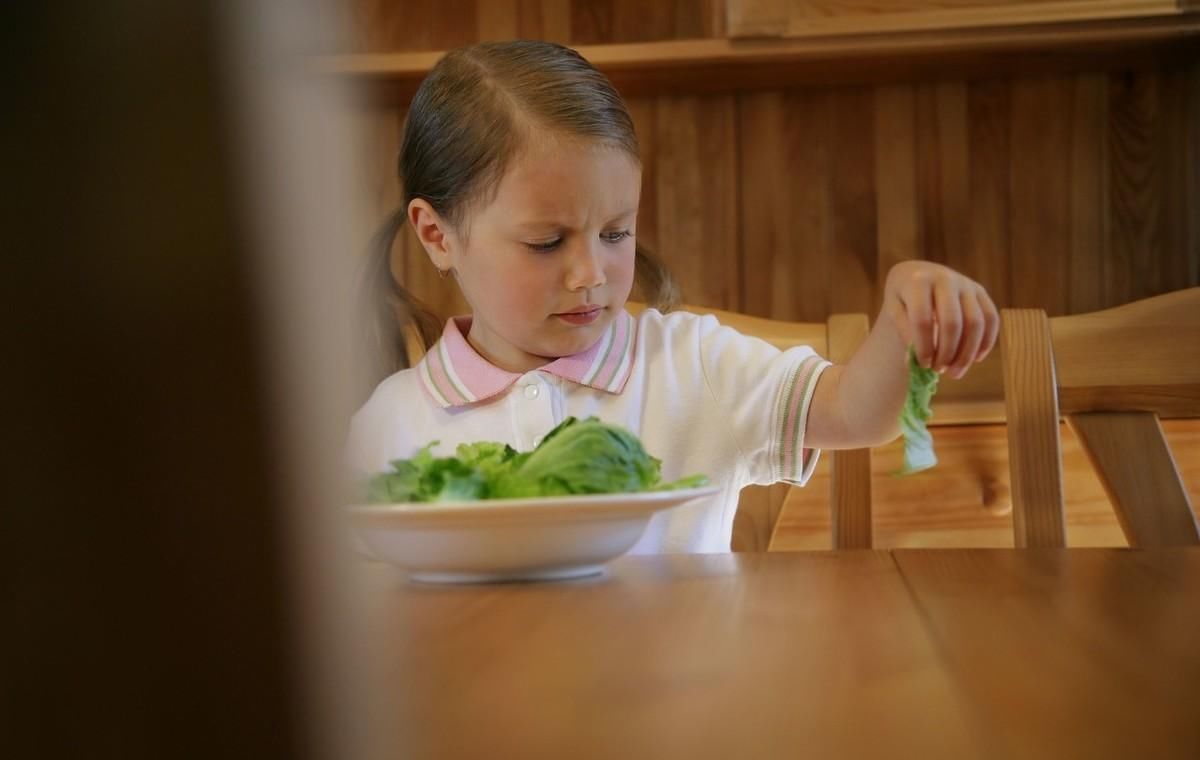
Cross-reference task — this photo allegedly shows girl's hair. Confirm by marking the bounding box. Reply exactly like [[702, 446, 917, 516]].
[[361, 40, 678, 384]]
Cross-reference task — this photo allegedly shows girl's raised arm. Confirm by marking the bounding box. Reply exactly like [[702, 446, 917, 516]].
[[804, 261, 999, 450]]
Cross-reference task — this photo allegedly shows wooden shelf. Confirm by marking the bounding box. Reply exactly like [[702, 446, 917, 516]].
[[320, 13, 1200, 102]]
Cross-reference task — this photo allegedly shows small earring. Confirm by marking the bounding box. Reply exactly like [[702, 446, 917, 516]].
[[437, 267, 450, 280]]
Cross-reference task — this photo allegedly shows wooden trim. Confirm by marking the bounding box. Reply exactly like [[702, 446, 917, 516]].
[[727, 0, 1182, 40], [319, 15, 1200, 102]]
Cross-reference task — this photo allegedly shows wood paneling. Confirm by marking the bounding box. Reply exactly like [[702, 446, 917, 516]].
[[739, 90, 835, 321], [349, 0, 722, 52], [650, 95, 741, 308]]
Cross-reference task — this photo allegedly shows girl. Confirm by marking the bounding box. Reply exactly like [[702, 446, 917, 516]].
[[347, 40, 999, 553]]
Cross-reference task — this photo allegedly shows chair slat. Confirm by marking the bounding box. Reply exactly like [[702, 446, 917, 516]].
[[1001, 309, 1067, 548], [826, 313, 873, 550], [1067, 412, 1200, 547]]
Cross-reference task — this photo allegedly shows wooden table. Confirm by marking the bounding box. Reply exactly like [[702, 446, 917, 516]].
[[369, 549, 1200, 759]]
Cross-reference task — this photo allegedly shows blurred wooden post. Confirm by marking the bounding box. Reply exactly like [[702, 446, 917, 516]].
[[5, 3, 385, 758]]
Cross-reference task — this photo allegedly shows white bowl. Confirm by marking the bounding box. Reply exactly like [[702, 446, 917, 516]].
[[348, 485, 719, 583]]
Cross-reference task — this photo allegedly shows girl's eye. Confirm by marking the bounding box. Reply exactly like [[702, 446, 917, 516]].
[[602, 230, 633, 244], [525, 238, 562, 253]]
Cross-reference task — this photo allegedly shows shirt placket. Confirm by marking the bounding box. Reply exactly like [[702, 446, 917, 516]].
[[512, 370, 559, 450]]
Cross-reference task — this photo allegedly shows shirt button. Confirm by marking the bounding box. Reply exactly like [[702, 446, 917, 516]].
[[523, 384, 540, 399]]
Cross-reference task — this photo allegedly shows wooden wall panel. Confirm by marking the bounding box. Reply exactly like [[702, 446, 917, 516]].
[[570, 0, 725, 43], [351, 0, 478, 53], [828, 88, 880, 314], [916, 82, 971, 277], [350, 0, 722, 52], [1110, 69, 1163, 306], [740, 91, 835, 321], [1010, 76, 1075, 315], [966, 80, 1012, 305], [1069, 74, 1110, 314], [652, 96, 741, 309], [872, 85, 922, 309], [477, 1, 572, 43]]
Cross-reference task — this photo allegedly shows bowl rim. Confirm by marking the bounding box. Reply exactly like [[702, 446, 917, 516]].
[[347, 484, 720, 520]]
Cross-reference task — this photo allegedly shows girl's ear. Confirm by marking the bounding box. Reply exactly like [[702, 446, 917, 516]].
[[408, 199, 455, 274]]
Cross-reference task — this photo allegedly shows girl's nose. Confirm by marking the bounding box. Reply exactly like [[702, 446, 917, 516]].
[[565, 241, 606, 292]]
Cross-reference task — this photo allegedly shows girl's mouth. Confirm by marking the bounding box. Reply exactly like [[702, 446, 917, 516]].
[[554, 306, 602, 325]]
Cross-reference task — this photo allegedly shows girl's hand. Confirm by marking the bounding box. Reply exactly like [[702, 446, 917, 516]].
[[882, 261, 999, 380]]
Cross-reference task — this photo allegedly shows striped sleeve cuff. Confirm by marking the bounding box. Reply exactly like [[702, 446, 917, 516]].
[[772, 355, 832, 485]]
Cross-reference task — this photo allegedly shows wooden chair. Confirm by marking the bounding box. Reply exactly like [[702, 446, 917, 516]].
[[626, 302, 873, 551], [1000, 288, 1200, 548]]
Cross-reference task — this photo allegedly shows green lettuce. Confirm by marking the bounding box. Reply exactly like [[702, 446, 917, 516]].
[[364, 417, 709, 503], [895, 346, 939, 476]]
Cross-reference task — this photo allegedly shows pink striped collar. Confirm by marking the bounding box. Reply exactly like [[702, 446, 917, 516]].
[[416, 310, 638, 408]]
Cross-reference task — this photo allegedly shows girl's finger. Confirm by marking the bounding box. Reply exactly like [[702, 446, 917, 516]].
[[932, 277, 962, 372], [974, 287, 1000, 362], [900, 285, 936, 368], [949, 290, 985, 379], [885, 298, 914, 349]]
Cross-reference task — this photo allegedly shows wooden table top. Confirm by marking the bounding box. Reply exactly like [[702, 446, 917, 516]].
[[368, 549, 1200, 759]]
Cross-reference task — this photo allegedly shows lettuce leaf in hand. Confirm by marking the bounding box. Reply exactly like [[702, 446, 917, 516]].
[[363, 417, 709, 503], [895, 346, 939, 476]]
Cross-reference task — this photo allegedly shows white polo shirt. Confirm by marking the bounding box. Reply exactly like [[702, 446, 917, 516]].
[[346, 308, 830, 553]]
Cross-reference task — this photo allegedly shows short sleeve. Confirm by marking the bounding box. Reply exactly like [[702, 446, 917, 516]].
[[696, 315, 831, 487]]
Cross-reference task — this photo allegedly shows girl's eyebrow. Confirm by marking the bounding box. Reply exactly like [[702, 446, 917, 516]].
[[513, 209, 638, 230]]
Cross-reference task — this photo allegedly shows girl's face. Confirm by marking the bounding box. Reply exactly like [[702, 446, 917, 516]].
[[417, 138, 640, 373]]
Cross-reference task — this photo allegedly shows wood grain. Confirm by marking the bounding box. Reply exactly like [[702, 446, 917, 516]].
[[376, 549, 1200, 758], [1010, 76, 1074, 315], [1069, 412, 1200, 546], [726, 0, 1187, 38], [893, 548, 1200, 759], [873, 84, 920, 304], [1109, 68, 1163, 305], [966, 79, 1012, 303], [739, 90, 834, 321], [826, 314, 874, 549], [1051, 287, 1200, 416], [771, 421, 1195, 550], [328, 17, 1200, 103], [1001, 309, 1068, 547], [652, 95, 740, 308], [377, 552, 987, 758], [1070, 73, 1110, 313], [829, 87, 879, 314], [916, 81, 971, 272], [733, 481, 792, 551]]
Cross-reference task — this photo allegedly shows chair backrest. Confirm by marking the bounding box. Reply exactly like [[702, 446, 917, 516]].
[[1001, 288, 1200, 547], [625, 302, 873, 551]]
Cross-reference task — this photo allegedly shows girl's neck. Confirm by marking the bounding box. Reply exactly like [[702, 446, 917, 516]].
[[465, 320, 549, 374]]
